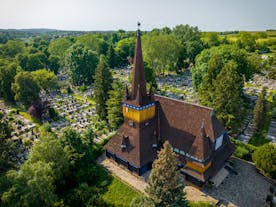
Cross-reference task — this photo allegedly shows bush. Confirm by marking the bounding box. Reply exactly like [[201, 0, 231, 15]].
[[79, 85, 88, 92], [252, 143, 276, 179], [130, 196, 155, 207], [231, 138, 257, 161], [49, 107, 59, 120]]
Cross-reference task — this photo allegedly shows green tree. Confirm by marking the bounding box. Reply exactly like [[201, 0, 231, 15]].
[[65, 44, 98, 85], [252, 143, 276, 179], [0, 40, 25, 59], [65, 182, 106, 207], [0, 115, 17, 174], [106, 81, 124, 130], [106, 43, 117, 68], [0, 62, 17, 102], [211, 61, 244, 131], [1, 161, 58, 207], [31, 69, 59, 91], [48, 55, 60, 74], [25, 52, 47, 71], [12, 71, 40, 108], [253, 87, 267, 132], [48, 37, 74, 66], [94, 56, 112, 120], [143, 34, 182, 75], [76, 34, 108, 55], [173, 24, 203, 63], [192, 44, 254, 90], [27, 126, 69, 181], [115, 37, 136, 66], [202, 32, 221, 47], [130, 196, 155, 207], [144, 62, 157, 89], [236, 32, 256, 52], [146, 141, 187, 207]]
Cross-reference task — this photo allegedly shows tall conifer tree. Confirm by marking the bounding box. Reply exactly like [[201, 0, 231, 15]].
[[213, 61, 243, 131], [94, 55, 112, 120], [253, 87, 267, 132], [106, 81, 124, 130], [146, 141, 187, 207], [106, 43, 116, 69]]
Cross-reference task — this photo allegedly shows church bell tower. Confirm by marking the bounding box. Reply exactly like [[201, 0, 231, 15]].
[[123, 22, 156, 123]]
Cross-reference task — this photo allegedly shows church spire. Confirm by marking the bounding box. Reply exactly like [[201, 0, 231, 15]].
[[131, 22, 147, 101]]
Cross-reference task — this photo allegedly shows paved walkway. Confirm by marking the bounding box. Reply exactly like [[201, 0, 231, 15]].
[[97, 154, 147, 193], [98, 155, 273, 207], [97, 154, 218, 205]]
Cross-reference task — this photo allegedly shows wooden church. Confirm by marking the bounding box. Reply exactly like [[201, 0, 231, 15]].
[[105, 25, 235, 185]]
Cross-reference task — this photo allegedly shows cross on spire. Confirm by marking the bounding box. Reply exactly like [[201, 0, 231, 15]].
[[137, 21, 141, 36]]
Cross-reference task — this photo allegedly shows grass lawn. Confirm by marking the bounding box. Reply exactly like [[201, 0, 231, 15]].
[[73, 93, 96, 106], [102, 176, 142, 207], [19, 111, 41, 125]]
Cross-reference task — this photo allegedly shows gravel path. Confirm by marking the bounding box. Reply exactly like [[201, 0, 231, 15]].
[[203, 157, 272, 207]]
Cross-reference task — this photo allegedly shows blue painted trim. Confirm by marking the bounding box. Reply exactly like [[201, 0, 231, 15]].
[[122, 102, 155, 111]]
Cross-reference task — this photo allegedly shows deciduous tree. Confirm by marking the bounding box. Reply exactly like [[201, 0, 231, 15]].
[[12, 71, 40, 108], [0, 62, 17, 102], [65, 44, 98, 85], [143, 34, 181, 75]]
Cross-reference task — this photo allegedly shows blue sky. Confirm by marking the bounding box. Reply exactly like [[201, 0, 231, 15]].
[[0, 0, 275, 31]]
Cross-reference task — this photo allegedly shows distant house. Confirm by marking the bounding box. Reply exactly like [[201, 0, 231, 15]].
[[105, 27, 235, 185]]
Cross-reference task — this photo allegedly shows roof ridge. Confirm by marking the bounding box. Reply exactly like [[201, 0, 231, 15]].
[[154, 94, 214, 111]]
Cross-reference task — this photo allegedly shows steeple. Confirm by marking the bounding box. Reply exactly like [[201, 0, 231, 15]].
[[131, 22, 147, 101]]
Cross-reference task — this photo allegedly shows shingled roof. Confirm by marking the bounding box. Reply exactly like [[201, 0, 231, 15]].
[[155, 95, 226, 161], [105, 118, 157, 168], [189, 121, 212, 161]]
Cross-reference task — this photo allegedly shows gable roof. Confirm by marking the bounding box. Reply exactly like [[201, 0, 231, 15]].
[[155, 95, 226, 160]]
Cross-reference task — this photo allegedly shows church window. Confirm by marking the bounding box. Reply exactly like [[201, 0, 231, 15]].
[[215, 134, 224, 150], [173, 148, 179, 153], [180, 150, 185, 155]]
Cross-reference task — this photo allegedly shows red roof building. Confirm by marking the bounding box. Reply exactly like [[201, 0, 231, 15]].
[[105, 25, 235, 185]]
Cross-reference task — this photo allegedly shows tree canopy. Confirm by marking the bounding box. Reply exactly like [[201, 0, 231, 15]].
[[31, 69, 59, 91], [0, 62, 17, 102], [191, 45, 254, 131], [143, 34, 182, 75], [12, 71, 40, 108], [65, 44, 98, 85]]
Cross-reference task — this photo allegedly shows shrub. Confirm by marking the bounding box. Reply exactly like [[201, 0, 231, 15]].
[[253, 143, 276, 179]]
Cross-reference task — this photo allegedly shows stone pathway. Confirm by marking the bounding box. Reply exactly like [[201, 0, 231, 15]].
[[97, 155, 273, 207], [97, 154, 218, 205], [97, 154, 147, 193]]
